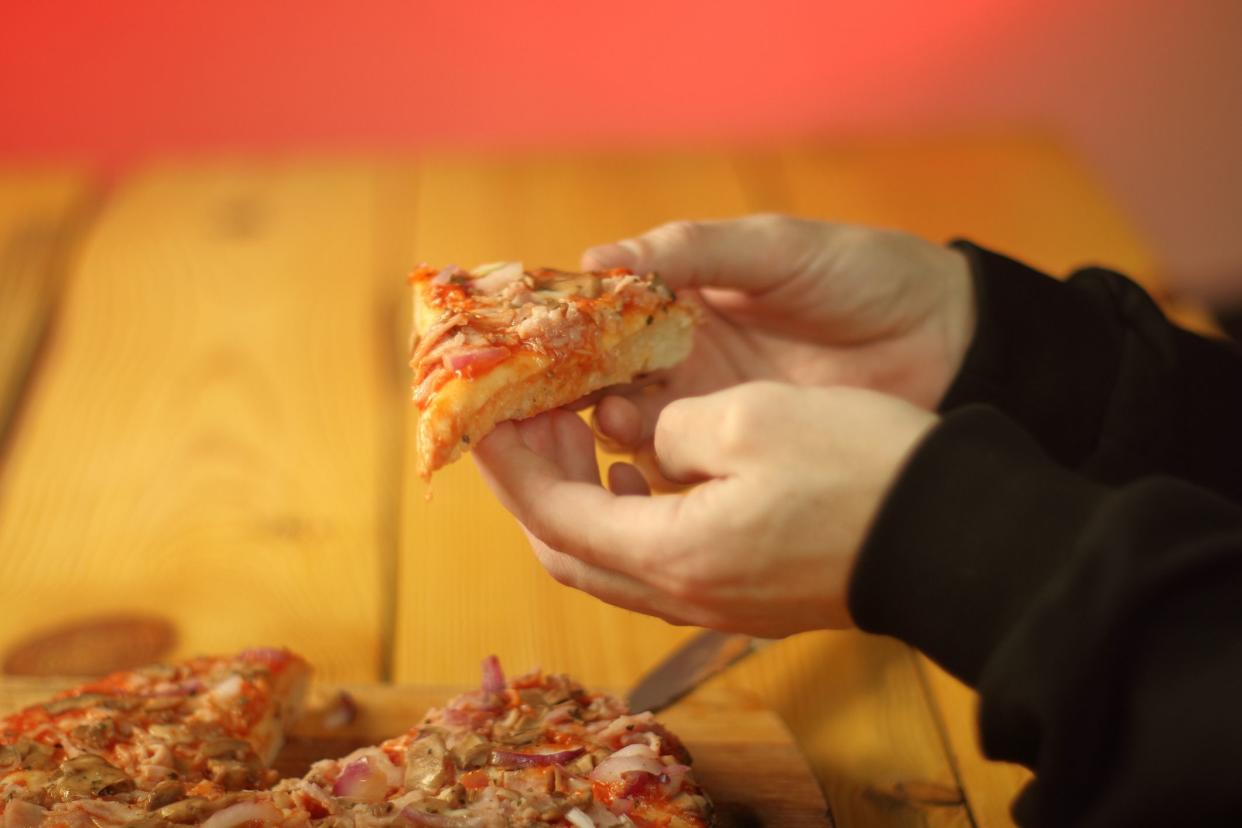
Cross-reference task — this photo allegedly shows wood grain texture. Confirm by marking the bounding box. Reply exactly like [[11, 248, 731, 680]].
[[0, 140, 1173, 827], [0, 169, 93, 445], [0, 678, 831, 827], [0, 161, 410, 681]]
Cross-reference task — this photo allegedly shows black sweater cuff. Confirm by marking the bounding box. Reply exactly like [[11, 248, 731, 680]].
[[940, 242, 1127, 468], [849, 405, 1106, 684]]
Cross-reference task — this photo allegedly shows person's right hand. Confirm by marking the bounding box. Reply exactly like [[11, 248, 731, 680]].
[[581, 215, 975, 483]]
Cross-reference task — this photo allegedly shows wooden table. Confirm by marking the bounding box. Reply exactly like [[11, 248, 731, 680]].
[[0, 137, 1173, 827]]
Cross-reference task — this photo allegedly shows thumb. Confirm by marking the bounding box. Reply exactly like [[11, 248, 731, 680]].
[[582, 214, 837, 293]]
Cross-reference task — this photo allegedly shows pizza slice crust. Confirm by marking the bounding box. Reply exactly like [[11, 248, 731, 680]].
[[416, 305, 694, 478]]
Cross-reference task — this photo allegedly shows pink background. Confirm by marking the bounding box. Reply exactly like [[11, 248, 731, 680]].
[[3, 0, 1239, 301]]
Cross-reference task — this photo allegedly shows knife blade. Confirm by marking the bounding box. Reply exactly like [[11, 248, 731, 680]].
[[626, 630, 771, 713]]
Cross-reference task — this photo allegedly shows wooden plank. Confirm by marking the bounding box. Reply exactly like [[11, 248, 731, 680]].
[[0, 677, 828, 827], [0, 161, 410, 682], [395, 150, 975, 827], [714, 636, 968, 828], [0, 170, 93, 446]]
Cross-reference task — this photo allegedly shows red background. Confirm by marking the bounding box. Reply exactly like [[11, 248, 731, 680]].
[[3, 0, 1240, 299]]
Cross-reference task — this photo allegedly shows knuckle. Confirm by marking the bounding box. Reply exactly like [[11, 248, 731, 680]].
[[652, 219, 701, 251], [531, 546, 573, 585], [747, 211, 794, 231], [716, 387, 773, 452], [661, 567, 703, 602]]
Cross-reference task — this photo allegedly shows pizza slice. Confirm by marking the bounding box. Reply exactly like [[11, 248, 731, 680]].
[[0, 647, 310, 826], [287, 656, 714, 827], [408, 262, 696, 478]]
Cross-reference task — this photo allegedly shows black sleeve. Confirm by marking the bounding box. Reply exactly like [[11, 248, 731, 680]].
[[848, 247, 1242, 826], [942, 242, 1242, 502], [849, 408, 1242, 827]]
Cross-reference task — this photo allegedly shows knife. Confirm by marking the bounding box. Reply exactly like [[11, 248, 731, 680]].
[[626, 630, 772, 713]]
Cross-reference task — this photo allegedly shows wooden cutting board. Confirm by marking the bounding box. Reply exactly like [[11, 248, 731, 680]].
[[0, 679, 832, 827]]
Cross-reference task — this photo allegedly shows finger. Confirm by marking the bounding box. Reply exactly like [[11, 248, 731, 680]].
[[581, 214, 830, 292], [543, 408, 601, 484], [592, 395, 644, 451], [473, 421, 690, 575], [606, 462, 650, 496], [632, 442, 692, 493], [591, 375, 687, 449], [653, 387, 760, 483], [524, 530, 705, 626]]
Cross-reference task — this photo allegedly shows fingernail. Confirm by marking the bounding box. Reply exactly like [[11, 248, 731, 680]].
[[583, 241, 637, 270]]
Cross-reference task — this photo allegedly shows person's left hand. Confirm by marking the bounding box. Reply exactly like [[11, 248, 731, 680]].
[[472, 382, 937, 637]]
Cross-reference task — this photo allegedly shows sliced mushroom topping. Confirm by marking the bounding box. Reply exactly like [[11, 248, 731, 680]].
[[516, 688, 547, 708], [144, 695, 187, 713], [41, 693, 112, 715], [199, 738, 253, 761], [449, 731, 491, 770], [71, 717, 117, 749], [0, 738, 56, 771], [48, 754, 135, 800], [540, 272, 601, 300], [405, 732, 450, 792], [101, 694, 145, 711], [147, 780, 187, 811], [207, 757, 260, 790], [492, 709, 545, 748], [156, 796, 213, 824]]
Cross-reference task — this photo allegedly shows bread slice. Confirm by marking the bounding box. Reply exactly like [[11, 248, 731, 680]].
[[408, 263, 695, 478]]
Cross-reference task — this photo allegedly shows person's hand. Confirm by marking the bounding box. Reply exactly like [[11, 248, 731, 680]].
[[582, 215, 973, 484], [473, 382, 937, 637]]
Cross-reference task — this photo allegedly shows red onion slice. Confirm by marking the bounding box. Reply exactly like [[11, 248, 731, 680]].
[[410, 313, 467, 367], [490, 746, 585, 769], [332, 757, 391, 802], [590, 744, 664, 785], [470, 261, 524, 293], [480, 655, 506, 693], [442, 345, 509, 374], [565, 807, 596, 828]]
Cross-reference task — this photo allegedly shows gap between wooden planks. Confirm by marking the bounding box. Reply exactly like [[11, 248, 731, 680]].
[[0, 170, 95, 454]]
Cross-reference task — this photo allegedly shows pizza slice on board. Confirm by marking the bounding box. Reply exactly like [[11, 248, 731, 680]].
[[0, 648, 310, 825]]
